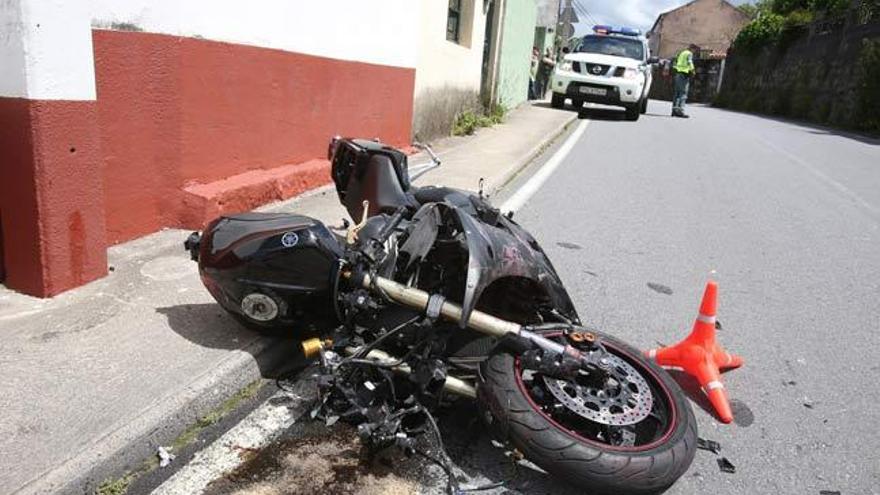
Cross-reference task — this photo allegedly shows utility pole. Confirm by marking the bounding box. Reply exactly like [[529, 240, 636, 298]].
[[557, 0, 573, 50]]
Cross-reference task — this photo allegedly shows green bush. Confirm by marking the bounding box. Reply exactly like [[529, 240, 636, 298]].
[[452, 104, 506, 136], [783, 8, 814, 27], [807, 0, 850, 14], [734, 0, 851, 54], [734, 13, 786, 53]]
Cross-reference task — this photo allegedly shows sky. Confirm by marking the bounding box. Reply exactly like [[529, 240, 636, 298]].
[[571, 0, 751, 34]]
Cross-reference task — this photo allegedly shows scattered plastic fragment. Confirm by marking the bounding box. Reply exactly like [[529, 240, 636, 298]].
[[804, 401, 814, 409], [716, 457, 736, 474], [157, 446, 175, 468], [697, 437, 721, 455], [819, 491, 841, 495]]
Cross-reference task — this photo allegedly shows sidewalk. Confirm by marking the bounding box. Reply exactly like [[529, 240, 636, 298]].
[[0, 102, 577, 494]]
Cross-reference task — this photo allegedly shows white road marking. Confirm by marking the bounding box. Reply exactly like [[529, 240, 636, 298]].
[[500, 120, 590, 214], [151, 375, 316, 495]]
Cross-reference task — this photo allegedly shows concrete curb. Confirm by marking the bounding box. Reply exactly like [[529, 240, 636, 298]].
[[32, 111, 581, 495], [27, 338, 292, 495], [485, 112, 579, 197]]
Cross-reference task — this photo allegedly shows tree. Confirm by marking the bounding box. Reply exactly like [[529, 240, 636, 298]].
[[737, 0, 772, 18]]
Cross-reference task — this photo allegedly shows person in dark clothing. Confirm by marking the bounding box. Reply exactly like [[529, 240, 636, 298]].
[[535, 47, 556, 100], [529, 46, 540, 100]]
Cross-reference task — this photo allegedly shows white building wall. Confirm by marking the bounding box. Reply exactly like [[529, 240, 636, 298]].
[[0, 0, 97, 100], [90, 0, 420, 69], [414, 0, 489, 95], [1, 0, 420, 100], [0, 0, 27, 98]]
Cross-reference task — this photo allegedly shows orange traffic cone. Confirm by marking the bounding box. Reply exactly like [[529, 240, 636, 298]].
[[645, 281, 743, 423]]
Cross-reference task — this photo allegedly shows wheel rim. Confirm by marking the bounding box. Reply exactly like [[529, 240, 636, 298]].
[[514, 332, 678, 452]]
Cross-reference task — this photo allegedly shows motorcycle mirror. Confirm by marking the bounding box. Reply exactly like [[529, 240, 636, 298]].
[[410, 141, 442, 182]]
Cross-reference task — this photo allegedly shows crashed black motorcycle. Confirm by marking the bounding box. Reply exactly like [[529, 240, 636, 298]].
[[185, 137, 697, 494]]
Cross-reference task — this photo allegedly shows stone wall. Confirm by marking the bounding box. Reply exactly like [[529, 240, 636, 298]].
[[715, 18, 880, 132]]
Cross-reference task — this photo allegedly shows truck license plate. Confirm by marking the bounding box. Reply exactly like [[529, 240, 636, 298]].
[[580, 87, 606, 96]]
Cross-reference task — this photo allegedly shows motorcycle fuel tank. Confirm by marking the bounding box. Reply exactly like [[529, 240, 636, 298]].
[[189, 212, 343, 334]]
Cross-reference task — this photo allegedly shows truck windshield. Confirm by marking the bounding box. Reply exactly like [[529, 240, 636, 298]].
[[576, 35, 644, 61]]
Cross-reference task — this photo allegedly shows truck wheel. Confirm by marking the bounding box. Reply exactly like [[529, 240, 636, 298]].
[[640, 97, 649, 114], [478, 330, 698, 495], [625, 104, 641, 121], [551, 93, 565, 109]]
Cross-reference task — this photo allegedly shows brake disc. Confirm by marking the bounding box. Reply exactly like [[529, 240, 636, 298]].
[[542, 353, 653, 426]]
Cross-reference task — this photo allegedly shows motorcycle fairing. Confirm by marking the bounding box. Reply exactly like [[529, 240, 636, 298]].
[[399, 201, 579, 327]]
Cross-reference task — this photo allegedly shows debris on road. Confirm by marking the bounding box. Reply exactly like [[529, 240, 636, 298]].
[[157, 446, 176, 468], [716, 457, 736, 474], [647, 282, 674, 295], [696, 437, 722, 455]]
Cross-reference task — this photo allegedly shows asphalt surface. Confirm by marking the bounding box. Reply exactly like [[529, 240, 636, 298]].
[[508, 102, 880, 494], [159, 101, 880, 495]]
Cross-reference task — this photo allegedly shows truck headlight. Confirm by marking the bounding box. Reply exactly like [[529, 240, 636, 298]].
[[623, 68, 638, 79], [560, 60, 573, 72]]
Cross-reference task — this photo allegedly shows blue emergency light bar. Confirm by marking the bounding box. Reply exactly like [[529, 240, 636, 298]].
[[592, 25, 641, 37]]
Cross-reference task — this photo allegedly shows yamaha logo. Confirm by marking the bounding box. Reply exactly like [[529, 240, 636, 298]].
[[280, 231, 299, 247]]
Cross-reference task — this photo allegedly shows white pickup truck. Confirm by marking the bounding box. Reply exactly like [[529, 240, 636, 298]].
[[550, 26, 658, 121]]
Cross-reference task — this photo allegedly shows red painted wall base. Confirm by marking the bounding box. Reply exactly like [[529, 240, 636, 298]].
[[93, 30, 415, 244], [1, 30, 415, 297], [0, 97, 107, 297], [180, 159, 330, 229]]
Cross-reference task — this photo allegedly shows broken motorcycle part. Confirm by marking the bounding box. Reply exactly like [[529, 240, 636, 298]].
[[696, 437, 722, 455], [717, 456, 736, 473], [342, 346, 477, 399]]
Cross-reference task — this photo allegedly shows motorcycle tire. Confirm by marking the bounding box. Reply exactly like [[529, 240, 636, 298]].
[[478, 330, 697, 495]]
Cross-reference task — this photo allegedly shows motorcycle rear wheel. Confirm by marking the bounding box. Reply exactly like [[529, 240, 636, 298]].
[[478, 330, 697, 495]]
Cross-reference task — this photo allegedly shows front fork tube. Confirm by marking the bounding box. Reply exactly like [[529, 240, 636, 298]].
[[355, 271, 601, 368]]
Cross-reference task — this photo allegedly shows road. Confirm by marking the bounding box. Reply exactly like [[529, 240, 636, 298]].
[[509, 102, 880, 494], [152, 102, 880, 495]]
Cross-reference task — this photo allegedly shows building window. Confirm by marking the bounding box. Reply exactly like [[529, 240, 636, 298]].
[[447, 0, 461, 43]]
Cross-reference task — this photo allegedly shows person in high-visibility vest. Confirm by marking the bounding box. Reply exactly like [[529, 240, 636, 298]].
[[672, 44, 698, 118]]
